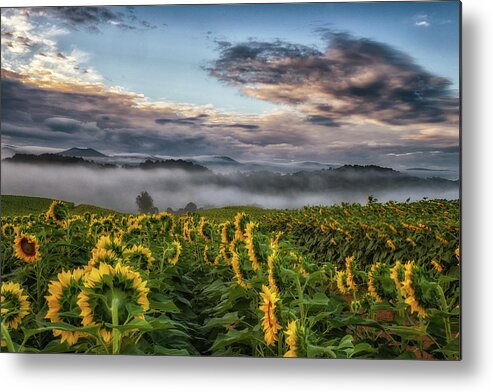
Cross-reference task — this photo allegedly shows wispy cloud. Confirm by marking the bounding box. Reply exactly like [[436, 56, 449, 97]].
[[413, 14, 431, 27]]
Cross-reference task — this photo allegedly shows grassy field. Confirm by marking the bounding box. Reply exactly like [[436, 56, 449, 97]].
[[1, 195, 276, 220], [1, 195, 120, 217]]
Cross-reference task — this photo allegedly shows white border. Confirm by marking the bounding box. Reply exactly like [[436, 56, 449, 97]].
[[2, 1, 492, 391]]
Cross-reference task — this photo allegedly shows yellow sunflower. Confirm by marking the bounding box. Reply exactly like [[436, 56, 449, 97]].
[[45, 268, 87, 345], [230, 244, 252, 289], [284, 320, 298, 358], [1, 281, 30, 329], [2, 223, 18, 238], [197, 217, 212, 242], [345, 256, 357, 292], [367, 262, 383, 302], [87, 248, 121, 271], [13, 233, 41, 263], [244, 221, 261, 271], [94, 235, 125, 256], [259, 285, 281, 346], [431, 260, 443, 273], [46, 200, 68, 226], [233, 212, 248, 241], [123, 244, 154, 270], [335, 270, 350, 295], [168, 240, 182, 265], [400, 261, 427, 318], [77, 262, 150, 344]]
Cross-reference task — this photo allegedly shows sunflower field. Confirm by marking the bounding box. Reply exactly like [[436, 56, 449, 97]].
[[0, 199, 460, 359]]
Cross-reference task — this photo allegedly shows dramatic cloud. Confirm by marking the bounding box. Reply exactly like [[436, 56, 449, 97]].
[[1, 9, 459, 172], [28, 6, 157, 33], [207, 32, 459, 128], [1, 8, 103, 85]]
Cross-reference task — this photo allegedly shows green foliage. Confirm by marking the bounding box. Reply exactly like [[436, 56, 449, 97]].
[[1, 197, 460, 359]]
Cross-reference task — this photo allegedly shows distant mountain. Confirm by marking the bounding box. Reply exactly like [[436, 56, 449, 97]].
[[407, 168, 449, 172], [58, 147, 107, 158], [3, 154, 209, 172], [4, 153, 115, 168]]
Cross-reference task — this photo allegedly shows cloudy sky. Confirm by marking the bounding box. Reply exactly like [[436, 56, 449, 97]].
[[1, 2, 460, 172]]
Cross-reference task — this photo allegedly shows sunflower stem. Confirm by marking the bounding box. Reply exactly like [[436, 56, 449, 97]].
[[111, 297, 121, 354], [295, 275, 305, 322], [1, 322, 16, 353]]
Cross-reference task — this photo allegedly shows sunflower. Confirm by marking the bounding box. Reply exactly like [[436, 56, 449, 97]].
[[94, 235, 125, 257], [233, 212, 249, 241], [431, 260, 443, 273], [367, 262, 383, 302], [168, 240, 182, 265], [77, 262, 150, 344], [390, 261, 405, 297], [156, 211, 173, 225], [345, 256, 357, 292], [46, 200, 68, 226], [405, 237, 417, 247], [123, 244, 154, 270], [284, 320, 298, 358], [203, 244, 214, 265], [230, 237, 252, 289], [45, 268, 86, 345], [1, 281, 30, 329], [13, 233, 41, 263], [126, 221, 144, 236], [259, 285, 281, 346], [197, 217, 212, 242], [400, 261, 427, 318], [386, 239, 396, 251], [2, 223, 18, 238], [87, 248, 122, 271], [335, 270, 350, 295], [244, 221, 261, 271], [89, 220, 105, 236], [221, 220, 235, 244], [182, 220, 193, 243]]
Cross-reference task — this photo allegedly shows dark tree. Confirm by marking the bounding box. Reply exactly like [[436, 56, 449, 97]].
[[183, 202, 197, 212], [136, 191, 158, 214]]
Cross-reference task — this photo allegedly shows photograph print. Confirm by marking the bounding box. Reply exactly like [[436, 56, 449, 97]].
[[1, 1, 460, 359]]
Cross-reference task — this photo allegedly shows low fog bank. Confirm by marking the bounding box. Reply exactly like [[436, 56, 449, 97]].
[[1, 163, 459, 213]]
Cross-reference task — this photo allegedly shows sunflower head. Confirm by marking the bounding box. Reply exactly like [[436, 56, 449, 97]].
[[221, 220, 235, 244], [2, 223, 18, 238], [167, 240, 182, 265], [123, 244, 154, 271], [45, 268, 87, 345], [87, 248, 122, 271], [197, 217, 213, 242], [94, 235, 125, 257], [259, 285, 281, 346], [233, 212, 249, 240], [367, 262, 397, 303], [77, 262, 150, 344], [245, 221, 262, 271], [1, 281, 30, 329], [13, 233, 41, 263], [156, 212, 174, 233], [89, 220, 105, 236], [46, 200, 68, 226], [284, 320, 298, 358]]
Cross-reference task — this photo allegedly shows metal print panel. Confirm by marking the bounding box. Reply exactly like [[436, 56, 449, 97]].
[[0, 1, 461, 359]]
